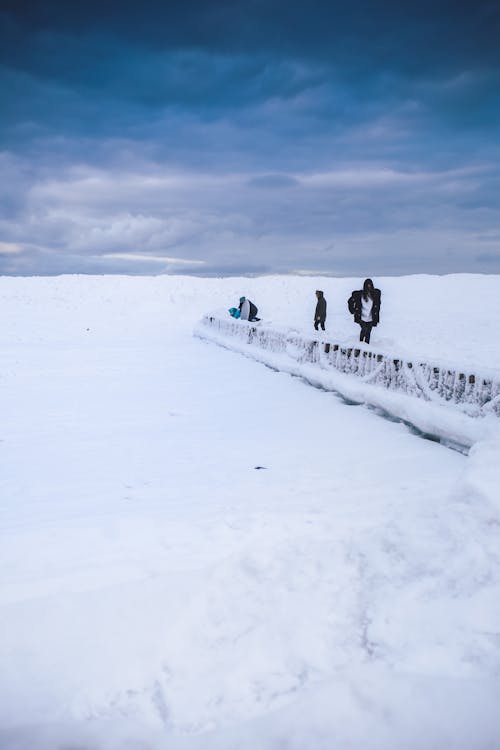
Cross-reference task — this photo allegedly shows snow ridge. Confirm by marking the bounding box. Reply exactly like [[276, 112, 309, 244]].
[[196, 315, 500, 417], [195, 314, 500, 449]]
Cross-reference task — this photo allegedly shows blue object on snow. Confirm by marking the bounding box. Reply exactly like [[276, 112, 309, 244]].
[[229, 307, 241, 318]]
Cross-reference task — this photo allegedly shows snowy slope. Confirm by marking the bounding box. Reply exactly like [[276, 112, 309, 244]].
[[1, 274, 500, 750]]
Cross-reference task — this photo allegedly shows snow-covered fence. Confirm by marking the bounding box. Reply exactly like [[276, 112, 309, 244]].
[[196, 315, 500, 419]]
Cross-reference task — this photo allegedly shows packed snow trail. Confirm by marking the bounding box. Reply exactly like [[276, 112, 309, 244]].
[[1, 276, 500, 750]]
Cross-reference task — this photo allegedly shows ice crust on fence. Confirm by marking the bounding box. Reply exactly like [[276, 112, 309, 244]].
[[196, 314, 500, 423]]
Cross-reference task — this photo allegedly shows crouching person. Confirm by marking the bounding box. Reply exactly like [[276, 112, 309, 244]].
[[239, 296, 260, 322]]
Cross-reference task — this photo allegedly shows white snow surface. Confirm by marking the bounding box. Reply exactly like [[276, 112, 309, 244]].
[[1, 274, 500, 750]]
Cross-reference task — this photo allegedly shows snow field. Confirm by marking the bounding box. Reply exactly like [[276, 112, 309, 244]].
[[0, 274, 500, 749]]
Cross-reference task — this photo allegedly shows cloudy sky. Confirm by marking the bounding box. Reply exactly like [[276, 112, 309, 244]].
[[1, 0, 499, 276]]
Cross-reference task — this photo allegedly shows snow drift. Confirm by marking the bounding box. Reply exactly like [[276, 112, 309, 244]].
[[195, 314, 500, 449]]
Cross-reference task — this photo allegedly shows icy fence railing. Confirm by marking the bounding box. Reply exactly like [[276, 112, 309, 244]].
[[198, 315, 500, 418]]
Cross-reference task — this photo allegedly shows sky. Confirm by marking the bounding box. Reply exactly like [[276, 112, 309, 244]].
[[0, 0, 499, 277]]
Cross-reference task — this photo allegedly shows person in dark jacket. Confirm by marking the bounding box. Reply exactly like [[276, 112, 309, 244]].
[[238, 296, 260, 322], [348, 278, 381, 344], [314, 290, 327, 331]]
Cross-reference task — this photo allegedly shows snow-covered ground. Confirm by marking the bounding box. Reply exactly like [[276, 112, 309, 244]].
[[1, 274, 500, 750]]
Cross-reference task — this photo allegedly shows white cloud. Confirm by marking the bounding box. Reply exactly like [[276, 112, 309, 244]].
[[1, 152, 500, 276], [101, 252, 205, 266], [0, 242, 24, 255]]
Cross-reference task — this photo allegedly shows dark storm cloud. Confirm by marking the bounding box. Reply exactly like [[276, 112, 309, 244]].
[[2, 0, 499, 131], [0, 0, 499, 275], [3, 0, 499, 70]]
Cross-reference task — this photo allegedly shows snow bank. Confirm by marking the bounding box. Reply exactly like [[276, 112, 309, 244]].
[[195, 315, 500, 449]]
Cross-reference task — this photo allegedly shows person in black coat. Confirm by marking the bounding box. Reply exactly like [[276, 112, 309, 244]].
[[238, 296, 260, 322], [348, 278, 381, 344], [314, 290, 327, 331]]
